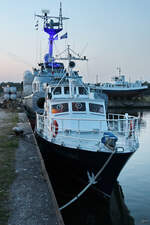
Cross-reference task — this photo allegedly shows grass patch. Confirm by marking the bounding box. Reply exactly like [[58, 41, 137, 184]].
[[11, 113, 18, 124], [0, 111, 19, 225], [0, 136, 18, 149]]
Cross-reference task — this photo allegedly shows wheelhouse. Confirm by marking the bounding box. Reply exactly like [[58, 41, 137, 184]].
[[46, 97, 107, 133]]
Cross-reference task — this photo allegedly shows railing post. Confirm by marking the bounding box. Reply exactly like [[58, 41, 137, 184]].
[[118, 116, 121, 132], [78, 119, 80, 133], [125, 113, 129, 138], [113, 114, 115, 130]]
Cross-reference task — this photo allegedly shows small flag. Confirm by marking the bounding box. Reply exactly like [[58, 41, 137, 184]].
[[60, 32, 68, 39]]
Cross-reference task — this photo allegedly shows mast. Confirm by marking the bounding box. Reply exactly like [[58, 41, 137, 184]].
[[117, 67, 121, 76], [35, 3, 69, 62], [55, 45, 88, 62]]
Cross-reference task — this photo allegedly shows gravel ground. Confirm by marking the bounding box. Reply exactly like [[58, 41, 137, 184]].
[[8, 112, 64, 225]]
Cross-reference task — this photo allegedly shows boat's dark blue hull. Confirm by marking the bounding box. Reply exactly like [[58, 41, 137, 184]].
[[35, 133, 134, 198], [102, 88, 147, 98]]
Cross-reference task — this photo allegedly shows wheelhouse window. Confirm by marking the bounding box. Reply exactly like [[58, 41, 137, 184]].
[[79, 87, 87, 95], [89, 103, 104, 114], [51, 103, 68, 114], [64, 87, 70, 94], [53, 87, 61, 95], [72, 102, 86, 112], [90, 88, 95, 93]]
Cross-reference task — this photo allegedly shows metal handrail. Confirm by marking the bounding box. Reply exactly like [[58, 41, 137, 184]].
[[37, 113, 139, 134], [36, 113, 139, 151]]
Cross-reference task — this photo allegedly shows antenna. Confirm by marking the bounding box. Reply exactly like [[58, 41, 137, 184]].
[[116, 67, 121, 76], [79, 43, 88, 57], [34, 3, 69, 61], [35, 3, 69, 30], [59, 2, 63, 27], [96, 74, 98, 84]]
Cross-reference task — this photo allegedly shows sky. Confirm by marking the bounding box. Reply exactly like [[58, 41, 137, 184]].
[[0, 0, 150, 83]]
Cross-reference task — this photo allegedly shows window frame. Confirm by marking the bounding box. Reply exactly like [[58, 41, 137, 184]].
[[89, 103, 104, 114], [72, 102, 86, 112], [51, 102, 69, 114]]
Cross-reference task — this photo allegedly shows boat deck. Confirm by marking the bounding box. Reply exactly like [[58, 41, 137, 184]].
[[46, 130, 138, 153], [37, 113, 139, 153]]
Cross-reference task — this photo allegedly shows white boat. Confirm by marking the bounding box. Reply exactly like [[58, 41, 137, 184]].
[[34, 4, 140, 205], [91, 68, 148, 99]]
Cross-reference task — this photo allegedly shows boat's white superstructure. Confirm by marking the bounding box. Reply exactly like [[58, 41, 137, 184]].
[[91, 68, 148, 99], [37, 87, 139, 153]]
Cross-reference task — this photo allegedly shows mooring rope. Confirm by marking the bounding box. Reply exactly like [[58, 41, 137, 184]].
[[59, 148, 117, 211]]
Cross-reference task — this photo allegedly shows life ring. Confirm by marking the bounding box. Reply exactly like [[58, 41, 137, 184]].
[[51, 120, 58, 137]]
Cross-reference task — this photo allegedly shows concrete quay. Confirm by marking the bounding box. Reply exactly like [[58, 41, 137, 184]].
[[0, 108, 64, 225]]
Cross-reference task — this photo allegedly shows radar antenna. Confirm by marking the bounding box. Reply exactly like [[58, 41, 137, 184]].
[[34, 3, 69, 61]]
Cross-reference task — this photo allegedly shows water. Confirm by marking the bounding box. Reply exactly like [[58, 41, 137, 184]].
[[115, 109, 150, 225]]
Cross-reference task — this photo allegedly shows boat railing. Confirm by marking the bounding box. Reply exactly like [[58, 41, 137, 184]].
[[36, 113, 139, 151], [107, 113, 139, 148], [99, 82, 144, 88]]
